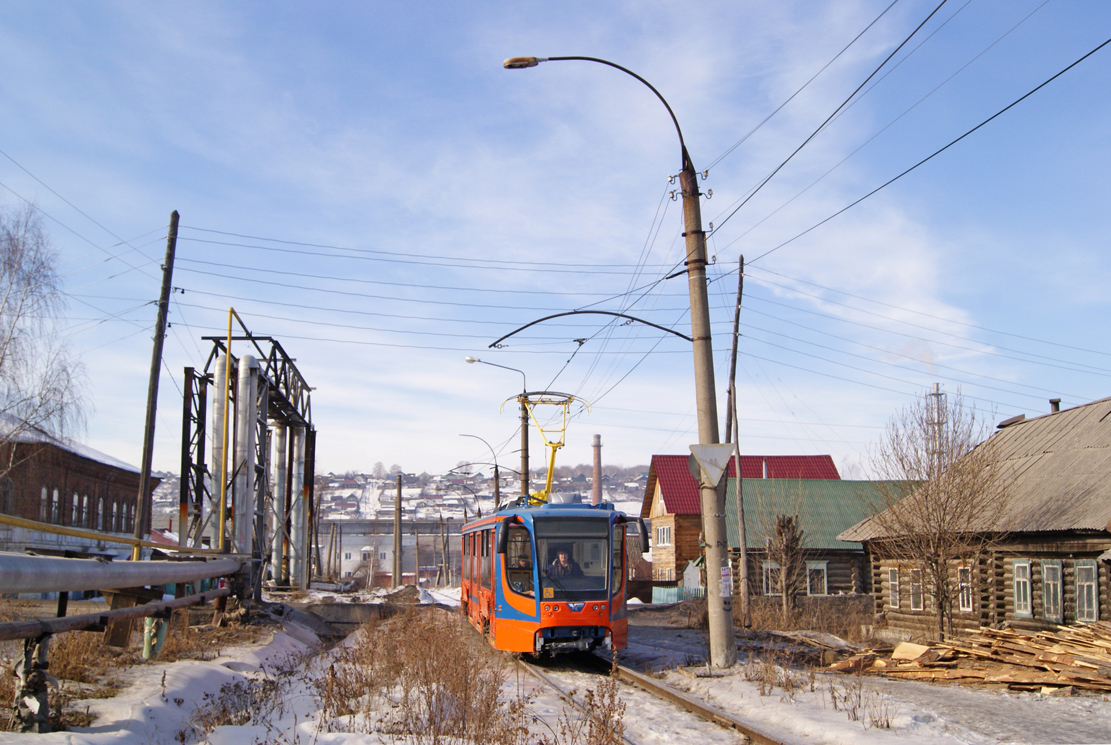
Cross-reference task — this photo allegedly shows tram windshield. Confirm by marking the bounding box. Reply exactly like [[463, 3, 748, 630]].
[[534, 517, 611, 601]]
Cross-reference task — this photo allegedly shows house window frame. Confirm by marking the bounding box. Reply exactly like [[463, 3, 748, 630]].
[[655, 525, 671, 547], [763, 560, 782, 597], [888, 567, 900, 609], [957, 565, 973, 613], [1013, 559, 1032, 618], [1076, 560, 1099, 623], [909, 568, 924, 612], [806, 560, 828, 596], [1042, 561, 1062, 623]]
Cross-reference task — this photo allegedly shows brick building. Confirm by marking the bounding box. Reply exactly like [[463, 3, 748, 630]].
[[0, 417, 157, 558]]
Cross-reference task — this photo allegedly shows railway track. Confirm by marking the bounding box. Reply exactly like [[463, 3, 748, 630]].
[[517, 655, 796, 745]]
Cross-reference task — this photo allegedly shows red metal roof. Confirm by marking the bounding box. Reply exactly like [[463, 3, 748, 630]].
[[641, 454, 840, 517]]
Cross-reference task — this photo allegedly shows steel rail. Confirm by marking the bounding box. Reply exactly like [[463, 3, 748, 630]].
[[516, 659, 638, 745], [612, 663, 793, 745], [0, 587, 230, 642]]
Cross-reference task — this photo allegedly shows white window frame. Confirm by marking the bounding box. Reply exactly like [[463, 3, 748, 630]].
[[51, 488, 60, 524], [909, 568, 924, 612], [806, 560, 828, 596], [1042, 561, 1062, 623], [1013, 560, 1032, 618], [655, 525, 671, 547], [888, 567, 900, 609], [957, 566, 973, 613], [763, 561, 782, 596], [1076, 561, 1099, 623]]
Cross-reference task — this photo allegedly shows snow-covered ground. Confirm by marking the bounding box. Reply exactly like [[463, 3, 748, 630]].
[[4, 600, 1110, 744]]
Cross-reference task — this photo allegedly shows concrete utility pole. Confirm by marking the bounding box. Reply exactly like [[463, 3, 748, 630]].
[[392, 474, 402, 588], [133, 210, 179, 560], [592, 434, 602, 505], [505, 55, 736, 667]]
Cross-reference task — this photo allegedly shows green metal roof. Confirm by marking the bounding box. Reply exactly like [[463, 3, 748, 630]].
[[725, 478, 897, 551]]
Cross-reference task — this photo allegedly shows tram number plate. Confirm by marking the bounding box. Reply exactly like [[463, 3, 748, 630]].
[[720, 566, 733, 598]]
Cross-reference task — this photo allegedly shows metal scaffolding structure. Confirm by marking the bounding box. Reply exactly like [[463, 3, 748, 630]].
[[179, 313, 316, 597]]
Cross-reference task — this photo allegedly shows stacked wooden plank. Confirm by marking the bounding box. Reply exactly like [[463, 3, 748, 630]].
[[828, 622, 1111, 691]]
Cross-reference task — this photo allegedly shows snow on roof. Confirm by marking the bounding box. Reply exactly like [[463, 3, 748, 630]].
[[0, 412, 141, 473]]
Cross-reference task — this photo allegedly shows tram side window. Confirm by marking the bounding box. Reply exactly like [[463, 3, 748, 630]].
[[611, 525, 624, 598], [480, 529, 491, 589], [463, 534, 470, 582], [506, 525, 534, 597]]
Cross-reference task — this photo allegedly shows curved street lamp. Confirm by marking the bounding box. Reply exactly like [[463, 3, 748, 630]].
[[503, 56, 735, 668], [459, 434, 501, 508], [465, 357, 530, 497]]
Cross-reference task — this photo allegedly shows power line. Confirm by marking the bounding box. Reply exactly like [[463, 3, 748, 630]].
[[180, 226, 676, 271], [708, 0, 951, 237], [744, 33, 1111, 265], [747, 264, 1111, 359], [705, 0, 902, 172]]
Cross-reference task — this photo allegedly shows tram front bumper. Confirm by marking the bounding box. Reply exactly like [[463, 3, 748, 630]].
[[535, 626, 610, 653]]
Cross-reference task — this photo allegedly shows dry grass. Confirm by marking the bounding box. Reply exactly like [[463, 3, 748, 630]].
[[309, 607, 524, 743], [0, 600, 271, 733], [740, 596, 874, 642], [548, 664, 628, 745], [824, 672, 895, 730]]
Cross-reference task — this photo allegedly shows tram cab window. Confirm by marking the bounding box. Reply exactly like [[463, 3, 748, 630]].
[[535, 517, 610, 601], [506, 525, 534, 596]]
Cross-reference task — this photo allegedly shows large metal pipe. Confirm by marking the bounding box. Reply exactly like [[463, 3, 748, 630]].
[[271, 423, 287, 583], [290, 425, 306, 588], [211, 354, 229, 551], [0, 552, 242, 595], [233, 355, 258, 555]]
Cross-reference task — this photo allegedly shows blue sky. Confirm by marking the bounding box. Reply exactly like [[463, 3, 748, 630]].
[[1, 1, 1109, 478]]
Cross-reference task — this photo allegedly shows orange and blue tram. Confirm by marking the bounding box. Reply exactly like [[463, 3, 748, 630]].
[[460, 500, 647, 655]]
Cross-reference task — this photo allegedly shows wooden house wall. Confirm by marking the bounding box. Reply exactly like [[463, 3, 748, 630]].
[[865, 532, 1111, 640], [731, 548, 864, 596], [650, 514, 701, 581]]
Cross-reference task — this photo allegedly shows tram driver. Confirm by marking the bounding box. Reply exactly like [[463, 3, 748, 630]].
[[547, 548, 583, 578]]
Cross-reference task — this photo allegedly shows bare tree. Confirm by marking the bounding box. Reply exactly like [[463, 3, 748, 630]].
[[766, 514, 805, 623], [869, 388, 1010, 640], [0, 205, 82, 475], [747, 479, 820, 624]]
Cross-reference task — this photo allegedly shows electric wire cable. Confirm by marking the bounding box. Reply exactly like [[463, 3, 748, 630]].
[[743, 33, 1111, 266], [704, 0, 902, 172], [708, 0, 951, 238]]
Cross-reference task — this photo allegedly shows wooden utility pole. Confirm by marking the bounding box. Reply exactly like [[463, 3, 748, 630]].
[[392, 474, 402, 587], [133, 211, 179, 560], [727, 255, 750, 627]]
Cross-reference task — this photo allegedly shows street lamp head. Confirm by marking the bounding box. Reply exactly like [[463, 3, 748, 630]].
[[503, 56, 545, 69], [464, 356, 479, 364]]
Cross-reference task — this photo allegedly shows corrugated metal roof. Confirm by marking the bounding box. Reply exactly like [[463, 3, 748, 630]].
[[639, 454, 841, 518], [725, 479, 898, 550], [841, 396, 1111, 541]]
